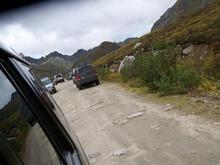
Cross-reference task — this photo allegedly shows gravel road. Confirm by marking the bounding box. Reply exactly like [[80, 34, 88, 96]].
[[53, 81, 220, 165]]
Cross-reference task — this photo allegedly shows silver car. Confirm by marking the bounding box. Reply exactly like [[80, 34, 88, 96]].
[[41, 77, 57, 94]]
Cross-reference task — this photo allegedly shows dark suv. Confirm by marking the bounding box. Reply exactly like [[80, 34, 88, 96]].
[[73, 65, 100, 90], [0, 44, 89, 165]]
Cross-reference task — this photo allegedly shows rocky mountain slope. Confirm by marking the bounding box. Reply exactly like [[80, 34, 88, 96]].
[[24, 37, 139, 78], [25, 41, 122, 78], [95, 0, 220, 68], [151, 0, 218, 31]]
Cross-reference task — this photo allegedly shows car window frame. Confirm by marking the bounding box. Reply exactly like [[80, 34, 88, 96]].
[[13, 59, 73, 133], [0, 70, 62, 165], [0, 59, 70, 164], [0, 47, 89, 164], [7, 57, 88, 165]]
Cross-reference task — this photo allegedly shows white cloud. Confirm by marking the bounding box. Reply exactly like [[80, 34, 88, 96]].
[[0, 0, 176, 58]]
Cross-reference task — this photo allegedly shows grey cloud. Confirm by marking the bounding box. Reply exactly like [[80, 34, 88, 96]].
[[0, 0, 176, 58]]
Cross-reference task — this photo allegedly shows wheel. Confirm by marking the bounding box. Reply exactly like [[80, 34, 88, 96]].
[[96, 80, 100, 85], [78, 85, 82, 90]]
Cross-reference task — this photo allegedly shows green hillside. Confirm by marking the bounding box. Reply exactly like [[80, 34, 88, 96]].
[[95, 1, 220, 66], [94, 1, 220, 95]]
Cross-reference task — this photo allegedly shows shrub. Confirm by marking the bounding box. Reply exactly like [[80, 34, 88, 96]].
[[120, 64, 136, 80], [133, 44, 177, 88], [173, 65, 201, 89], [204, 54, 220, 80], [120, 42, 201, 94], [96, 67, 110, 80], [198, 78, 218, 92], [155, 66, 201, 94], [105, 73, 122, 82]]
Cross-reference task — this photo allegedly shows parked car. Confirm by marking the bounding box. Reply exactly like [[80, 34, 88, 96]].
[[72, 68, 76, 84], [53, 74, 65, 85], [66, 71, 73, 81], [0, 44, 89, 165], [41, 77, 57, 94], [74, 65, 100, 90]]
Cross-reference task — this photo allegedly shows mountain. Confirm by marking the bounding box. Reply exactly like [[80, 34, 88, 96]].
[[24, 51, 72, 65], [30, 55, 73, 79], [76, 41, 120, 66], [118, 37, 138, 46], [24, 56, 45, 65], [151, 0, 218, 31], [25, 41, 121, 78]]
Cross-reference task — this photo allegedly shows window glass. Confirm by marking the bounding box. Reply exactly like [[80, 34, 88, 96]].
[[41, 78, 52, 86], [0, 69, 60, 165], [78, 66, 93, 75], [12, 59, 71, 131]]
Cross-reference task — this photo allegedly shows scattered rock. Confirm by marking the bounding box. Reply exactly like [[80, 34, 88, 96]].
[[182, 45, 193, 56], [113, 120, 119, 124], [192, 98, 207, 104], [90, 158, 97, 164], [191, 150, 197, 155], [126, 112, 144, 119], [195, 99, 205, 103], [89, 105, 105, 111], [214, 105, 220, 114], [88, 152, 101, 159], [118, 56, 135, 72], [151, 123, 160, 129], [213, 122, 220, 126], [112, 148, 128, 156], [119, 119, 128, 125], [163, 105, 176, 112], [165, 142, 172, 146], [133, 42, 142, 50], [109, 60, 121, 73], [104, 123, 112, 128], [214, 107, 220, 114]]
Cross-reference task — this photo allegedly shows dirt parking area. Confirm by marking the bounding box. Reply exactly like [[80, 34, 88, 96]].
[[53, 81, 220, 165]]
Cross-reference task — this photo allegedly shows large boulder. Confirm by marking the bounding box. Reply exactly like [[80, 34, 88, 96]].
[[118, 56, 135, 72], [109, 60, 121, 73]]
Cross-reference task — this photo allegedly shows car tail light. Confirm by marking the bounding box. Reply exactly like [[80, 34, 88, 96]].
[[75, 74, 81, 80]]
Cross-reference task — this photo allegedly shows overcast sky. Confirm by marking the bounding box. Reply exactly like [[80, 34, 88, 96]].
[[0, 0, 176, 58]]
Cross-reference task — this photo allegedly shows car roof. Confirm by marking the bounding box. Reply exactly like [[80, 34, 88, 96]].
[[41, 77, 50, 81], [76, 64, 92, 70], [0, 42, 30, 66]]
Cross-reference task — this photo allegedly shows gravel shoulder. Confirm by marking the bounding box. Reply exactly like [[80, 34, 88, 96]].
[[53, 81, 220, 165]]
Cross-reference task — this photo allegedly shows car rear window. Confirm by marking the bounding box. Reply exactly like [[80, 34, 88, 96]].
[[78, 66, 93, 75], [41, 78, 51, 86]]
